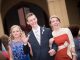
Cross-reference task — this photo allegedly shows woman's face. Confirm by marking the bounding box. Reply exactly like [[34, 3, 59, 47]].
[[50, 17, 60, 28], [11, 27, 21, 38]]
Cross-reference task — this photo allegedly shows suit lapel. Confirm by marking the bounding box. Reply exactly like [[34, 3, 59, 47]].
[[30, 27, 44, 46], [30, 30, 40, 46], [40, 27, 44, 45]]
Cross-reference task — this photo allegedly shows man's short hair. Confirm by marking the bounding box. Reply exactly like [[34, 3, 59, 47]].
[[25, 12, 35, 21]]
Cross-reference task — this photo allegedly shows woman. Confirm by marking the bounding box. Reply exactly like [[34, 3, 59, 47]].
[[0, 34, 10, 60], [49, 16, 76, 60], [8, 25, 33, 60], [69, 25, 80, 60]]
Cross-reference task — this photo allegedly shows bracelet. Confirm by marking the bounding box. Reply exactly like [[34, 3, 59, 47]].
[[72, 52, 77, 56], [23, 42, 28, 45]]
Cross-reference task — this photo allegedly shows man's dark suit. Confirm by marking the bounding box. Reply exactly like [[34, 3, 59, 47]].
[[23, 27, 57, 60]]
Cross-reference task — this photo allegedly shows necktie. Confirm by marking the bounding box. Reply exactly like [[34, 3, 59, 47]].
[[35, 30, 40, 45]]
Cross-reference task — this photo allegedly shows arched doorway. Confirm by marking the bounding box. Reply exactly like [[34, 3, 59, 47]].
[[65, 0, 80, 25], [3, 2, 49, 35]]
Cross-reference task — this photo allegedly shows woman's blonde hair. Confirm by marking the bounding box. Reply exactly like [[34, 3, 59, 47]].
[[9, 25, 25, 40]]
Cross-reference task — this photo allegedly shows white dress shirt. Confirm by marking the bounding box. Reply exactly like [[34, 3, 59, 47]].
[[32, 26, 41, 45]]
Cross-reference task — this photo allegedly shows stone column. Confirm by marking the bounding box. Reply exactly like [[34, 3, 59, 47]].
[[0, 0, 4, 36], [47, 0, 69, 27]]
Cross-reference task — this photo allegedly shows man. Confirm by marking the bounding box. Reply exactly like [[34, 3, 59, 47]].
[[23, 12, 57, 60]]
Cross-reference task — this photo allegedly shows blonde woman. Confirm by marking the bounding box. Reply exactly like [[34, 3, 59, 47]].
[[8, 25, 32, 60], [49, 16, 76, 60]]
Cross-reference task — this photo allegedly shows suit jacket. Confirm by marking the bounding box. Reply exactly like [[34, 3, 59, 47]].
[[24, 27, 57, 60]]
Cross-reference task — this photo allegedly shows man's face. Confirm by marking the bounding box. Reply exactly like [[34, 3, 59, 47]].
[[27, 15, 38, 28]]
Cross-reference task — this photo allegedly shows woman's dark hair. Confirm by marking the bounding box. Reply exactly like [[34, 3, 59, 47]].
[[68, 24, 80, 37], [0, 35, 9, 51]]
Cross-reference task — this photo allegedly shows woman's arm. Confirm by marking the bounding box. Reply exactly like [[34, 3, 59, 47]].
[[23, 42, 33, 56], [8, 46, 13, 60], [48, 38, 57, 56], [67, 28, 77, 60], [28, 42, 33, 56]]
